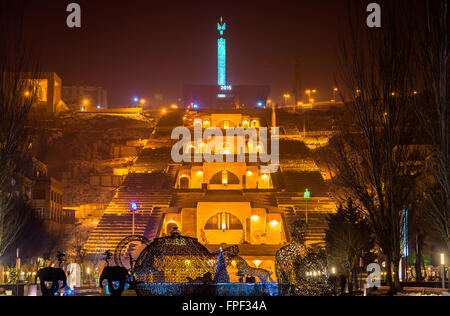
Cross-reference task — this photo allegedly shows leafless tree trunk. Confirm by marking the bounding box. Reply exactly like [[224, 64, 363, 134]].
[[413, 0, 450, 291], [326, 1, 418, 293], [0, 2, 40, 256]]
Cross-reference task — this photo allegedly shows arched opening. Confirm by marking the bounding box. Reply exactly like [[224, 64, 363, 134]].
[[217, 120, 236, 129], [204, 212, 243, 230], [179, 176, 189, 189], [166, 221, 178, 235], [209, 170, 240, 185]]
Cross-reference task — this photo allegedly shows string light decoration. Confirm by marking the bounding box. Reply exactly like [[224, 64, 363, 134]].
[[133, 228, 217, 287], [275, 220, 332, 296], [214, 249, 230, 283]]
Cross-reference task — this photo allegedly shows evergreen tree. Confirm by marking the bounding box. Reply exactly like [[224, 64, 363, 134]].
[[214, 249, 230, 283]]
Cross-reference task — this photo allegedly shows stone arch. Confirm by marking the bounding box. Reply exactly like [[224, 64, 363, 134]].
[[209, 170, 240, 185], [216, 120, 237, 129], [166, 221, 178, 234], [179, 176, 189, 189], [204, 212, 244, 230]]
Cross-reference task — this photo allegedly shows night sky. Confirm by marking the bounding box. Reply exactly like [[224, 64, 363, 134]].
[[15, 0, 372, 106]]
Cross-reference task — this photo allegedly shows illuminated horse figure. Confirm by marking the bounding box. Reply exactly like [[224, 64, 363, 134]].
[[223, 246, 274, 284], [275, 220, 308, 296]]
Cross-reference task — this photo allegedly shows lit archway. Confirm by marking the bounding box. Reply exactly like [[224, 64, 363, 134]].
[[209, 170, 240, 185], [204, 212, 243, 231], [179, 176, 190, 189]]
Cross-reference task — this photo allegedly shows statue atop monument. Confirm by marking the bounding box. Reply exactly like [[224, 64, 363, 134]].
[[217, 16, 226, 36]]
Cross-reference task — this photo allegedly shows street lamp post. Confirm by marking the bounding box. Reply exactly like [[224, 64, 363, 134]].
[[441, 253, 445, 289], [333, 87, 338, 102], [283, 94, 291, 107], [130, 201, 138, 235], [304, 188, 311, 224], [305, 89, 317, 105]]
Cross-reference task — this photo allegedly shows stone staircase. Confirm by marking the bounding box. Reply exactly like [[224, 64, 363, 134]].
[[283, 212, 330, 246], [84, 173, 172, 257]]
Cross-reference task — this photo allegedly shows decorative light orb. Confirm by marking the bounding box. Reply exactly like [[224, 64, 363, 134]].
[[130, 201, 138, 212], [304, 188, 311, 199]]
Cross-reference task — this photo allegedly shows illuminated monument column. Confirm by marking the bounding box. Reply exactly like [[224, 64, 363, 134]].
[[217, 17, 226, 86]]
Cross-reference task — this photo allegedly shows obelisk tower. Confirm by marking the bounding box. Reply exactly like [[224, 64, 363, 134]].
[[217, 17, 226, 86], [272, 103, 276, 128]]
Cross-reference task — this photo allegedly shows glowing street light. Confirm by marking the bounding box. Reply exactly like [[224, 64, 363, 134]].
[[304, 188, 310, 224], [283, 94, 291, 106], [130, 201, 138, 235], [305, 89, 317, 104], [333, 87, 338, 102]]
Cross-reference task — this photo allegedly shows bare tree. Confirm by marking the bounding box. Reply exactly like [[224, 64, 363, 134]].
[[325, 200, 374, 292], [412, 0, 450, 291], [0, 2, 40, 256], [324, 1, 419, 293]]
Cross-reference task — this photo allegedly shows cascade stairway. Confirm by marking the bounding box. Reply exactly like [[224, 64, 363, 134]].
[[84, 173, 172, 257]]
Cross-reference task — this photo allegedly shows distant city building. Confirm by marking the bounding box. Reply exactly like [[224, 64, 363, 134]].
[[62, 84, 108, 111], [20, 72, 68, 114], [28, 158, 66, 232]]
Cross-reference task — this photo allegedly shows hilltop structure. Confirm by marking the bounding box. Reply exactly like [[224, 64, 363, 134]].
[[183, 17, 270, 109], [84, 17, 336, 281]]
